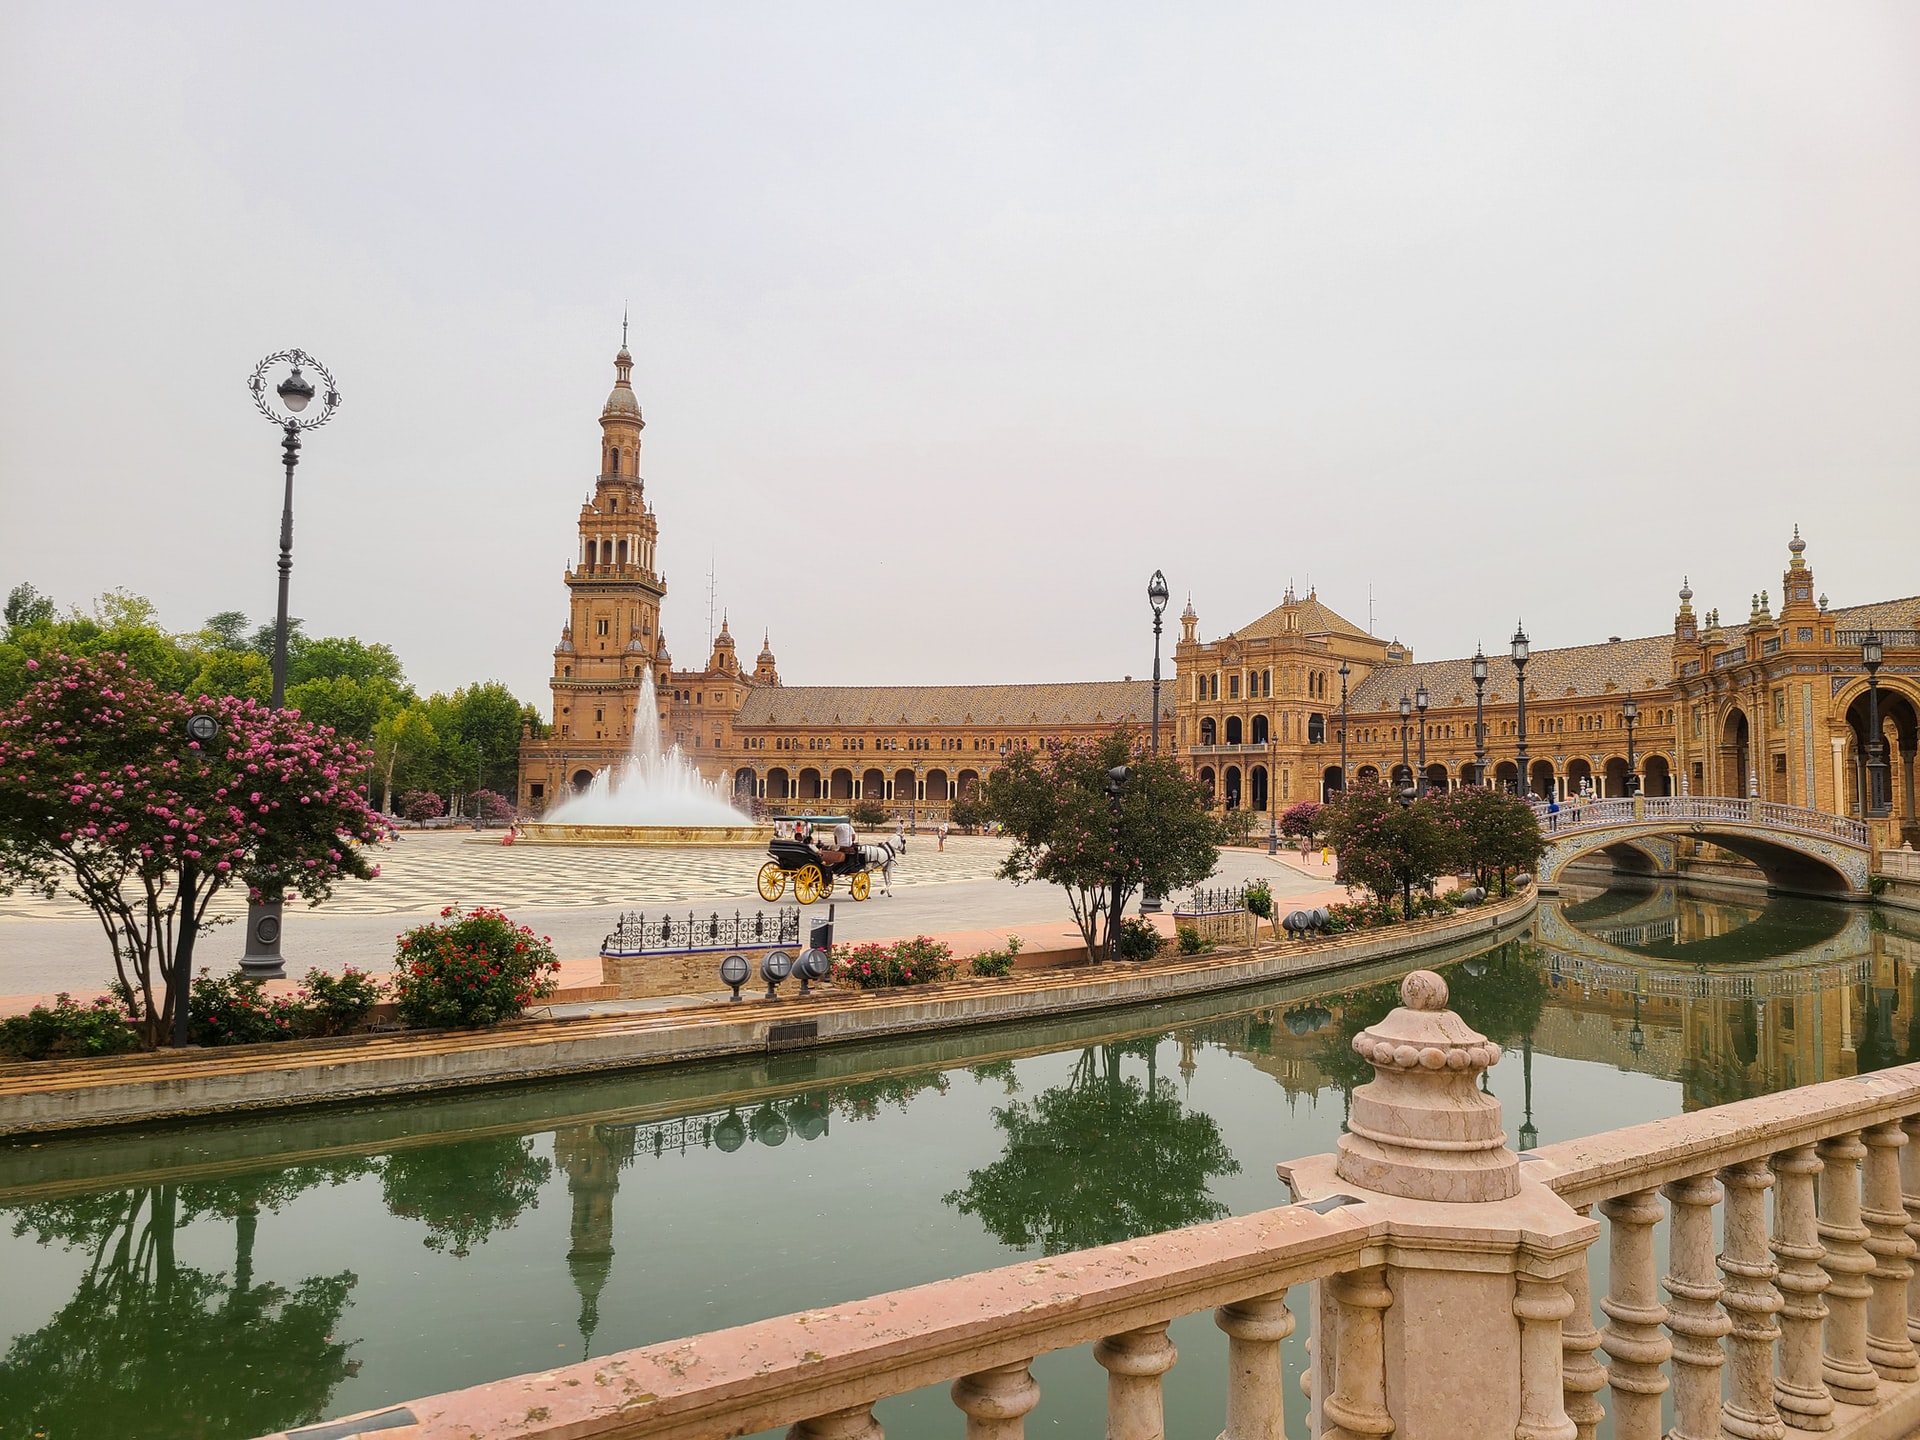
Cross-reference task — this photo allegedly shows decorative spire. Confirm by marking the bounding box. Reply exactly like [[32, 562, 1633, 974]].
[[1788, 524, 1807, 568], [621, 307, 629, 352], [1678, 576, 1693, 606]]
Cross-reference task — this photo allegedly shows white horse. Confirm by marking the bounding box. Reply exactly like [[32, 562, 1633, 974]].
[[855, 837, 904, 896]]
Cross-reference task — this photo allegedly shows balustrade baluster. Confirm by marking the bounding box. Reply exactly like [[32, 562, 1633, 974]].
[[1662, 1174, 1729, 1440], [1094, 1323, 1178, 1440], [788, 1403, 883, 1440], [1817, 1132, 1878, 1404], [1903, 1118, 1920, 1346], [1720, 1160, 1785, 1440], [1320, 1267, 1393, 1440], [1560, 1210, 1607, 1440], [1772, 1144, 1835, 1430], [1514, 1272, 1577, 1440], [952, 1359, 1040, 1440], [1598, 1189, 1670, 1440], [1215, 1291, 1293, 1440], [1861, 1122, 1918, 1381]]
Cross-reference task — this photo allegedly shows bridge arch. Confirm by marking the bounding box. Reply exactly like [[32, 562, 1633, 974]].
[[1535, 798, 1870, 898]]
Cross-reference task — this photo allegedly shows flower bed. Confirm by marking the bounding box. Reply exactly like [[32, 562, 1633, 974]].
[[832, 936, 957, 989], [391, 906, 560, 1028]]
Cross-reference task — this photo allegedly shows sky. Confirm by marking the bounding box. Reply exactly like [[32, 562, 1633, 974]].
[[3, 4, 1918, 707]]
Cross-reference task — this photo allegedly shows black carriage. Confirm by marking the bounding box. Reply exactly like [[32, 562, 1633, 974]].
[[757, 815, 874, 904]]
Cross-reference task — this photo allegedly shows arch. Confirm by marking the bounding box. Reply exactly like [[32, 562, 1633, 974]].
[[1224, 766, 1242, 809], [1225, 716, 1244, 745], [799, 767, 822, 800], [1356, 764, 1381, 785], [1541, 823, 1862, 898], [1200, 717, 1217, 746], [571, 768, 595, 792], [957, 768, 981, 798], [617, 538, 629, 565], [1566, 757, 1594, 798], [926, 769, 950, 802], [1844, 681, 1920, 821], [1721, 707, 1752, 797], [734, 767, 756, 799], [767, 766, 791, 800], [1602, 756, 1630, 797], [1492, 760, 1518, 792], [609, 446, 621, 475], [1423, 763, 1448, 793], [1322, 765, 1344, 800], [894, 768, 915, 805], [1530, 759, 1556, 799], [862, 767, 886, 800], [1250, 765, 1268, 811], [1199, 767, 1216, 804], [1642, 755, 1672, 797], [586, 540, 598, 568], [830, 767, 854, 800], [1389, 763, 1412, 787], [1251, 714, 1270, 744], [1307, 713, 1326, 744]]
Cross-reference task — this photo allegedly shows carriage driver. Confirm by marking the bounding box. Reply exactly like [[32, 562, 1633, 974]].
[[816, 818, 860, 874]]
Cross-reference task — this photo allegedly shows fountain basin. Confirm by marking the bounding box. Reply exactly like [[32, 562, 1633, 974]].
[[514, 822, 774, 848]]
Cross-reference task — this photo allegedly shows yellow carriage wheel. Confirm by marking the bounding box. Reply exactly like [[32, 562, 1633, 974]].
[[794, 865, 824, 905], [850, 871, 871, 902], [757, 862, 786, 902], [818, 872, 835, 899]]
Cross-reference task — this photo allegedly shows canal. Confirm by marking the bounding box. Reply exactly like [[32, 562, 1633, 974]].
[[2, 886, 1917, 1439]]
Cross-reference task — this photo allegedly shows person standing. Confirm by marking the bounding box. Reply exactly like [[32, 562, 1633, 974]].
[[937, 820, 948, 851]]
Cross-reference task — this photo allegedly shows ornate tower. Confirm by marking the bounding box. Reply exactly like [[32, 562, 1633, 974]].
[[753, 633, 781, 686], [549, 332, 667, 748]]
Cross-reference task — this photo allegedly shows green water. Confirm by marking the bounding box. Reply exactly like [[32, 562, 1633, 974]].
[[3, 886, 1917, 1440]]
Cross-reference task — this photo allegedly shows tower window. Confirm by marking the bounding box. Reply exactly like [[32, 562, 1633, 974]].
[[610, 447, 621, 474]]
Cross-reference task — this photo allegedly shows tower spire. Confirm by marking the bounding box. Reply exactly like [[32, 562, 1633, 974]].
[[621, 307, 629, 351]]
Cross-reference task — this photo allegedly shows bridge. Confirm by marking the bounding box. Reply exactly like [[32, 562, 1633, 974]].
[[1532, 794, 1872, 896]]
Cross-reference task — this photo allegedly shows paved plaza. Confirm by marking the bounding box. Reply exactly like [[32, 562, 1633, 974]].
[[0, 831, 1334, 1000]]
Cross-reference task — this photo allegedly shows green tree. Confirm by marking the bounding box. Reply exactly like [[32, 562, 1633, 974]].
[[379, 1135, 553, 1257], [1320, 781, 1454, 916], [985, 729, 1221, 961], [288, 635, 409, 690], [1433, 786, 1544, 894], [372, 706, 440, 814], [185, 648, 274, 704], [4, 582, 55, 629], [286, 673, 409, 745], [198, 610, 252, 650], [943, 1041, 1239, 1253]]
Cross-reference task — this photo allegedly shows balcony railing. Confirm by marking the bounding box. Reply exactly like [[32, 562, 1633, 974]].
[[1839, 628, 1920, 648], [1882, 847, 1920, 882], [1712, 647, 1746, 669], [1531, 795, 1870, 847]]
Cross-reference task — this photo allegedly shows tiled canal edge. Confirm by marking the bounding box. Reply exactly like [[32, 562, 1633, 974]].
[[0, 892, 1536, 1137]]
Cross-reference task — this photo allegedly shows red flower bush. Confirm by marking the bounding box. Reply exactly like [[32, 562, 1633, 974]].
[[389, 905, 559, 1028], [831, 936, 956, 989]]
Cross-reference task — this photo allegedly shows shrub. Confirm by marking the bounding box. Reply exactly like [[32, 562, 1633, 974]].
[[471, 789, 514, 825], [1242, 879, 1274, 919], [1176, 924, 1214, 956], [189, 972, 305, 1046], [968, 934, 1025, 978], [301, 966, 383, 1036], [401, 790, 446, 825], [0, 993, 140, 1060], [1280, 800, 1323, 841], [832, 936, 958, 988], [850, 798, 888, 827], [1115, 917, 1163, 961], [390, 906, 560, 1028], [1869, 875, 1890, 896]]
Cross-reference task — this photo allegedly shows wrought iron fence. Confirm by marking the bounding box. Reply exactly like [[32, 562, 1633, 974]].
[[1173, 885, 1250, 917], [602, 907, 802, 957]]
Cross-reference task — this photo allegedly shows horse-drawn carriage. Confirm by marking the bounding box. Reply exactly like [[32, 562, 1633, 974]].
[[755, 815, 901, 904]]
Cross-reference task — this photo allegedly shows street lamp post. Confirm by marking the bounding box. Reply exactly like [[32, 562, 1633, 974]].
[[1393, 775, 1416, 922], [1105, 765, 1130, 960], [1415, 682, 1429, 790], [1512, 623, 1531, 800], [1622, 695, 1639, 797], [174, 712, 221, 1047], [1864, 631, 1889, 816], [248, 350, 342, 708], [1337, 660, 1350, 798], [1143, 572, 1170, 912], [1398, 693, 1412, 790], [244, 350, 341, 981], [1471, 646, 1488, 786], [1267, 734, 1279, 854]]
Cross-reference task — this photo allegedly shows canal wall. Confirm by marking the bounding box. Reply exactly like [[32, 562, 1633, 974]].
[[0, 892, 1534, 1137]]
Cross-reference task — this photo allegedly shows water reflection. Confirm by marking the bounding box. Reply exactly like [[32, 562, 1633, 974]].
[[0, 1169, 365, 1439], [4, 888, 1920, 1440], [943, 1041, 1240, 1253]]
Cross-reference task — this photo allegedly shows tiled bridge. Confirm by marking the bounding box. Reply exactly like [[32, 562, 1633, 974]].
[[1534, 795, 1873, 897]]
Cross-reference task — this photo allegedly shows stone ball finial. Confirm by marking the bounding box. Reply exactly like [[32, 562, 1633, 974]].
[[1789, 524, 1806, 556], [1679, 576, 1693, 603], [1401, 969, 1447, 1012]]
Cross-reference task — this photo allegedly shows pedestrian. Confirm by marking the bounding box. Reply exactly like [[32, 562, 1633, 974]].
[[1547, 794, 1560, 831], [938, 820, 948, 851]]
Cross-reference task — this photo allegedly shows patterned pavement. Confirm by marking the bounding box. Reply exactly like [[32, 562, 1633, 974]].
[[0, 831, 1016, 924]]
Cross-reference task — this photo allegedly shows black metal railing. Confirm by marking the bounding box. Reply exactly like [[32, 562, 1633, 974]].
[[602, 907, 802, 957], [1173, 885, 1250, 918]]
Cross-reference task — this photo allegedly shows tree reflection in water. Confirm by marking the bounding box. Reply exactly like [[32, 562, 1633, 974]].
[[0, 1165, 367, 1440], [380, 1135, 554, 1258], [944, 1039, 1239, 1254]]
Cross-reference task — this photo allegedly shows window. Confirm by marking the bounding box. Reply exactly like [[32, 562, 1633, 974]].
[[596, 618, 610, 636], [610, 447, 621, 474], [595, 708, 604, 722], [1229, 675, 1240, 700]]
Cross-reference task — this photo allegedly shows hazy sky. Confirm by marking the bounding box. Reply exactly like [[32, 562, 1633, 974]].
[[3, 5, 1917, 706]]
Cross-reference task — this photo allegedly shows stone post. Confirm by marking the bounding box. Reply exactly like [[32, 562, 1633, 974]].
[[1278, 970, 1597, 1440]]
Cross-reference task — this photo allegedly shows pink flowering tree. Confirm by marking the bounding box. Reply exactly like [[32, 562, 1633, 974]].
[[983, 729, 1220, 962], [0, 653, 386, 1046]]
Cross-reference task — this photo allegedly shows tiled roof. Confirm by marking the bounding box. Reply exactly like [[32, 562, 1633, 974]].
[[1234, 595, 1374, 642], [736, 680, 1173, 729], [1831, 595, 1920, 634], [1348, 634, 1674, 713]]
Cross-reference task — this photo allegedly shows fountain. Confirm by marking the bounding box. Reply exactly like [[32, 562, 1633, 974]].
[[516, 671, 773, 847]]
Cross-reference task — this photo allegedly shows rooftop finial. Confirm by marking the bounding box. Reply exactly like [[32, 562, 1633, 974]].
[[622, 307, 629, 350]]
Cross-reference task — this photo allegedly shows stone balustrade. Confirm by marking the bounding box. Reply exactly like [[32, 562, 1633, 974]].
[[1883, 846, 1920, 882], [263, 974, 1920, 1440]]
